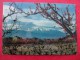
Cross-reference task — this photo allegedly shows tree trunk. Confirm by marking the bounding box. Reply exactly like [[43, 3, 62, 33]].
[[61, 18, 74, 37]]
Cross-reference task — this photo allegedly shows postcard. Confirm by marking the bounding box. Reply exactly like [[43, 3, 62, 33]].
[[3, 2, 76, 55]]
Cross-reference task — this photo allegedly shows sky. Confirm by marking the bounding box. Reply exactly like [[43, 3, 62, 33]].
[[3, 2, 76, 33]]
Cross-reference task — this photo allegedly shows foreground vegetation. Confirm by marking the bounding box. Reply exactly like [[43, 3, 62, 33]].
[[3, 35, 77, 55], [3, 42, 76, 55]]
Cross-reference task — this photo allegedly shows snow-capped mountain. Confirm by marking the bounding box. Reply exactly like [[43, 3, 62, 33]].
[[4, 21, 66, 39], [5, 29, 66, 39], [17, 22, 64, 32]]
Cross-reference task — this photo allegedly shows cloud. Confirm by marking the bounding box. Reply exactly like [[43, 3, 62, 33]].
[[18, 16, 61, 27], [3, 23, 20, 30], [3, 5, 17, 22], [3, 5, 14, 16]]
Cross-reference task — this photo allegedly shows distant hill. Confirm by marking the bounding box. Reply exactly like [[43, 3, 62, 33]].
[[5, 29, 66, 39]]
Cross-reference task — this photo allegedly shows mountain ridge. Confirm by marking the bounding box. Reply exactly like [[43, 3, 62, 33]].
[[5, 29, 66, 39]]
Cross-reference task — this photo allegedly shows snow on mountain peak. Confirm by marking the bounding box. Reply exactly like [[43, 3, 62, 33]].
[[25, 26, 65, 33]]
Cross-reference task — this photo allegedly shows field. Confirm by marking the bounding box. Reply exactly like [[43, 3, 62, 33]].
[[3, 42, 76, 55]]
